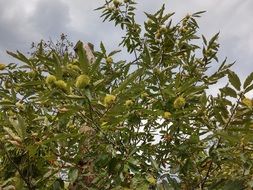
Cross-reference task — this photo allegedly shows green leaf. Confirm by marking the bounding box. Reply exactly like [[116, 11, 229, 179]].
[[68, 168, 79, 183], [108, 157, 121, 174], [3, 127, 22, 142], [94, 5, 105, 11], [142, 45, 151, 67], [202, 35, 207, 46], [0, 100, 14, 107], [127, 159, 140, 173], [26, 144, 39, 157], [245, 83, 253, 93], [52, 179, 64, 190], [227, 70, 241, 91], [112, 68, 144, 94], [108, 50, 121, 57], [220, 86, 237, 98], [100, 41, 106, 54], [248, 180, 253, 188], [161, 12, 175, 23], [19, 80, 42, 87], [243, 72, 253, 89], [150, 157, 160, 172], [94, 78, 104, 85], [9, 115, 26, 139], [144, 12, 157, 23], [52, 52, 63, 78], [209, 32, 219, 46], [222, 180, 244, 190], [95, 154, 111, 168], [91, 53, 103, 75], [66, 94, 86, 99], [192, 11, 206, 17], [6, 50, 31, 66]]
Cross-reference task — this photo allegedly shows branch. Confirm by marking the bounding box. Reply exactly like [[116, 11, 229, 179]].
[[200, 94, 242, 187]]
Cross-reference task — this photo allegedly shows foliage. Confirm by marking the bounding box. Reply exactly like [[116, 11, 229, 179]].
[[1, 0, 253, 189]]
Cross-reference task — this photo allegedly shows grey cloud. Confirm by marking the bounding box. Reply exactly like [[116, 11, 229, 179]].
[[0, 0, 73, 62], [29, 0, 71, 39], [0, 0, 252, 81], [61, 0, 124, 51], [0, 0, 34, 49]]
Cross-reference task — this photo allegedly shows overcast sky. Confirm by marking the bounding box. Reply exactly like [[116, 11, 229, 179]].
[[0, 0, 253, 87]]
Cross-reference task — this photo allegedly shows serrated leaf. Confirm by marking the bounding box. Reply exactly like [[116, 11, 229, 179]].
[[243, 72, 253, 89], [227, 70, 241, 91]]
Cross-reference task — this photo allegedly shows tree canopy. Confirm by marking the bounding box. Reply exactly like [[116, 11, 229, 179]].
[[1, 0, 253, 189]]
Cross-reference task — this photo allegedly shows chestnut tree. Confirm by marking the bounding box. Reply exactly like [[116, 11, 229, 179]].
[[1, 0, 253, 189]]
